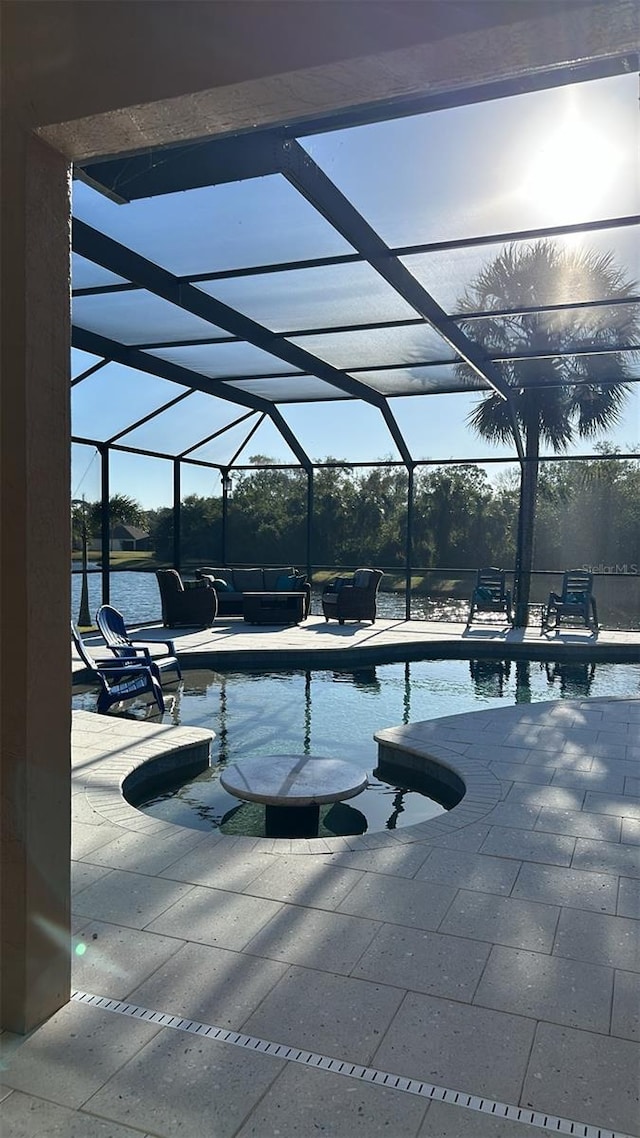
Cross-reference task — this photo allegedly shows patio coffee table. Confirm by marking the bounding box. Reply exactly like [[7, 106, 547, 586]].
[[220, 754, 368, 837], [243, 591, 305, 625]]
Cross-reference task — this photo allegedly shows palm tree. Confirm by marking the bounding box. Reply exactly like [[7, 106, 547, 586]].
[[456, 240, 639, 625], [87, 493, 145, 538]]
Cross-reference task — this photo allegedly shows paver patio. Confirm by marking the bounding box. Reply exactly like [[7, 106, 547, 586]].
[[3, 620, 639, 1137]]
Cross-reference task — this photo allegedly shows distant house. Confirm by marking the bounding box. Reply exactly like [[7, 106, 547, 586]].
[[109, 524, 151, 552]]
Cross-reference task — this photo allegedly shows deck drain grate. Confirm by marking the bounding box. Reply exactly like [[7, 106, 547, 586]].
[[72, 990, 633, 1138]]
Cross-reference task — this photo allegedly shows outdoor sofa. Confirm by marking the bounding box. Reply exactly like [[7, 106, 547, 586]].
[[196, 566, 311, 618]]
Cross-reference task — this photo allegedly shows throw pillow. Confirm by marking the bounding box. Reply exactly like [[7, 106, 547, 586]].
[[565, 591, 585, 604], [276, 574, 298, 591], [212, 578, 231, 592], [185, 579, 207, 590], [263, 567, 293, 590]]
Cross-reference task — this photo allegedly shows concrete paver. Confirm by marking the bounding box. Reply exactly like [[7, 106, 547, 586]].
[[371, 993, 537, 1103], [128, 941, 288, 1028], [353, 924, 491, 1001], [439, 889, 560, 951], [0, 1090, 151, 1138], [623, 817, 640, 844], [243, 905, 382, 973], [510, 861, 619, 913], [618, 875, 640, 918], [84, 1028, 285, 1138], [82, 826, 207, 874], [72, 920, 186, 999], [71, 868, 195, 929], [417, 1099, 545, 1137], [243, 854, 365, 909], [242, 965, 405, 1064], [145, 883, 284, 950], [325, 840, 433, 877], [158, 840, 277, 891], [533, 805, 622, 840], [573, 835, 640, 877], [335, 873, 458, 931], [473, 944, 614, 1031], [522, 1021, 639, 1135], [413, 846, 521, 895], [553, 905, 640, 970], [0, 1004, 161, 1109], [479, 825, 576, 865], [612, 969, 640, 1041], [235, 1063, 429, 1138], [71, 861, 112, 895]]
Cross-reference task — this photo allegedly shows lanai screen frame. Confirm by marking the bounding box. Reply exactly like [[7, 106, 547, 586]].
[[71, 52, 640, 624]]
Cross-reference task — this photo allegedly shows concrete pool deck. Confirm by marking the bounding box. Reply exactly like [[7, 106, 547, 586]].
[[3, 622, 640, 1137], [71, 612, 640, 677]]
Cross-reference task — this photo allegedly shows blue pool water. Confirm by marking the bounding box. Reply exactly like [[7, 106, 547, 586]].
[[73, 658, 640, 836]]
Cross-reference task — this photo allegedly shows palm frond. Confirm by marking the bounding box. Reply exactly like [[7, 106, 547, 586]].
[[456, 240, 638, 452]]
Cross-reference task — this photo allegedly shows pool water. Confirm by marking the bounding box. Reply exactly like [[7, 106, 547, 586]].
[[73, 658, 640, 837]]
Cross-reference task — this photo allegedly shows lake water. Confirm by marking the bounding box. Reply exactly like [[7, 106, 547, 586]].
[[72, 569, 638, 628], [72, 570, 473, 626]]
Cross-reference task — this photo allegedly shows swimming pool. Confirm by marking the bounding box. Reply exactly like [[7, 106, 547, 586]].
[[73, 657, 640, 838]]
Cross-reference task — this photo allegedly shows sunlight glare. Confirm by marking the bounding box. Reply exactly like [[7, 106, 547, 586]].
[[520, 100, 623, 223]]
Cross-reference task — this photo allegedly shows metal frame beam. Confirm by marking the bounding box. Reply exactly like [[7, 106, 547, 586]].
[[73, 220, 413, 466], [279, 141, 525, 463], [73, 220, 394, 407], [72, 325, 313, 470]]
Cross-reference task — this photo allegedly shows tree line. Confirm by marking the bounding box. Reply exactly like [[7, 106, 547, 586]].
[[95, 446, 637, 577]]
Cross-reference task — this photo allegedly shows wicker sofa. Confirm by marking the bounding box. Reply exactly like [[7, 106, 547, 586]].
[[196, 566, 311, 618]]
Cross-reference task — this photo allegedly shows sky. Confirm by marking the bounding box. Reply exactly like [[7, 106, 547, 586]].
[[71, 72, 639, 509]]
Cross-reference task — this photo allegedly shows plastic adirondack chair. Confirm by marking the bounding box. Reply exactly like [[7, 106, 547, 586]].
[[96, 604, 181, 681], [541, 570, 598, 634], [71, 621, 165, 714], [466, 567, 513, 627], [322, 568, 384, 624]]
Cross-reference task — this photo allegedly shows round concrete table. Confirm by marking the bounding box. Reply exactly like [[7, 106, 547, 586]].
[[220, 754, 368, 838]]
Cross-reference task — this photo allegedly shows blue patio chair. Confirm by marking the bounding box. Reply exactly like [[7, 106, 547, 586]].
[[541, 570, 598, 634], [71, 620, 165, 715], [466, 567, 513, 627], [96, 604, 181, 681]]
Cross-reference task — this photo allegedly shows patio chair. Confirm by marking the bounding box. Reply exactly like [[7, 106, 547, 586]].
[[322, 568, 384, 624], [155, 569, 218, 628], [469, 657, 511, 695], [466, 567, 513, 627], [541, 570, 598, 634], [96, 604, 181, 681], [71, 620, 165, 714], [545, 660, 596, 694]]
